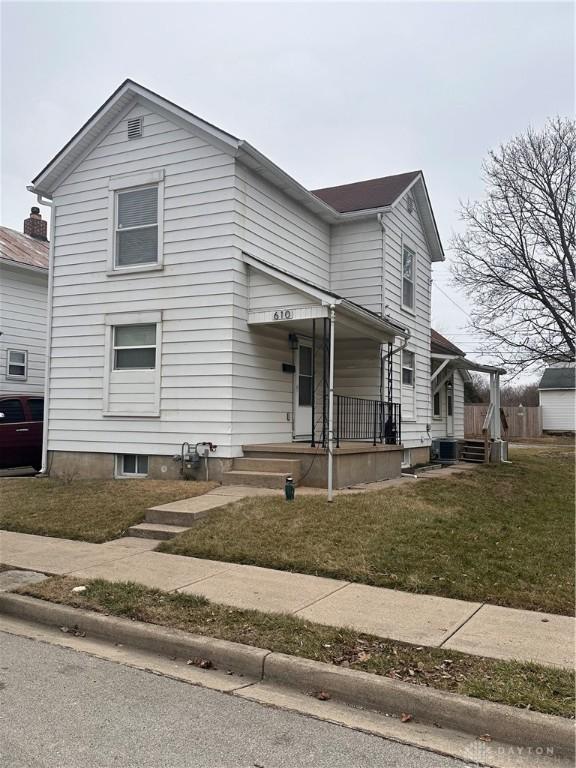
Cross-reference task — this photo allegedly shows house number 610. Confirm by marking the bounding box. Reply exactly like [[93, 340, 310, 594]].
[[273, 310, 292, 320]]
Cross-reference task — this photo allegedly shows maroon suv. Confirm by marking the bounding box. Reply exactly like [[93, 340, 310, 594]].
[[0, 394, 44, 471]]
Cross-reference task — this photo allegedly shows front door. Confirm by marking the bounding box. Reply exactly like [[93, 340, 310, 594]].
[[294, 341, 313, 439]]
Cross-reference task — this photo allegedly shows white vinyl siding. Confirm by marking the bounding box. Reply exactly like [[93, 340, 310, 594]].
[[540, 390, 576, 432], [0, 263, 48, 395], [47, 103, 237, 454], [329, 193, 433, 450]]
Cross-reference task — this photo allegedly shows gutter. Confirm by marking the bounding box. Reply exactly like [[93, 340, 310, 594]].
[[28, 186, 55, 475]]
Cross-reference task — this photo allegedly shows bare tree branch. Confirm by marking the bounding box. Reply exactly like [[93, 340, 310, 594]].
[[451, 117, 575, 374]]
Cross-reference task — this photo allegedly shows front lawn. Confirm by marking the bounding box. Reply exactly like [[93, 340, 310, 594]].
[[0, 478, 216, 543], [19, 576, 575, 718], [160, 448, 575, 615]]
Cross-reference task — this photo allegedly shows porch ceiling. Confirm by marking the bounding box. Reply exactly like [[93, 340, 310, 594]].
[[244, 252, 408, 343]]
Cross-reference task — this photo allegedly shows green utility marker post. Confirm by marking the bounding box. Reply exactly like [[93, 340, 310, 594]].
[[284, 475, 295, 501]]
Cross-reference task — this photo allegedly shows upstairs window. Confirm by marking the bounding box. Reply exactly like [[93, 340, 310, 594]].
[[115, 186, 159, 267], [402, 244, 415, 310], [6, 349, 27, 380], [113, 324, 157, 370]]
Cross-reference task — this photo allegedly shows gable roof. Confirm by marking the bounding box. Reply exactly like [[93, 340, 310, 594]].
[[538, 366, 576, 390], [430, 329, 465, 357], [0, 226, 49, 271], [312, 171, 421, 213], [29, 79, 444, 261]]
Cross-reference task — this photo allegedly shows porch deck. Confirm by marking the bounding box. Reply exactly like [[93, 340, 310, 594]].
[[242, 441, 404, 489]]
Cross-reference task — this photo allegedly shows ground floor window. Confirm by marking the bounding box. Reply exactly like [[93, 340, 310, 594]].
[[6, 349, 27, 380], [433, 390, 441, 417], [117, 454, 149, 477]]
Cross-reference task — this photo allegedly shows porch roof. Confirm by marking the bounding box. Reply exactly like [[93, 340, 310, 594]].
[[244, 253, 409, 343], [430, 351, 506, 376]]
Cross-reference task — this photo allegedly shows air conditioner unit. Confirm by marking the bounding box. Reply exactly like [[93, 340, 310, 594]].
[[437, 438, 459, 464]]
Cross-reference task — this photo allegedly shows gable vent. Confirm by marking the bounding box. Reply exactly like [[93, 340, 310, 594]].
[[406, 194, 415, 214], [127, 116, 143, 140]]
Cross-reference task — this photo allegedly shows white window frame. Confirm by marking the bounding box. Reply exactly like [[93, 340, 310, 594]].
[[432, 389, 442, 419], [401, 348, 416, 422], [401, 240, 416, 313], [107, 169, 165, 275], [113, 324, 157, 371], [103, 310, 162, 418], [6, 349, 28, 381], [115, 454, 149, 478]]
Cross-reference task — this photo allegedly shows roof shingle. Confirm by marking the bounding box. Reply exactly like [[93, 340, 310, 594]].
[[311, 171, 421, 213], [538, 366, 575, 390]]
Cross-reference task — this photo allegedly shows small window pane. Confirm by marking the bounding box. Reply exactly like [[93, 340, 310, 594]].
[[115, 324, 156, 347], [0, 399, 25, 423], [117, 187, 158, 228], [114, 348, 156, 370], [447, 394, 453, 417], [122, 455, 136, 474], [403, 246, 414, 279], [298, 376, 313, 407], [402, 279, 414, 309], [116, 226, 158, 266], [136, 455, 149, 474], [433, 391, 441, 416], [28, 398, 44, 421], [299, 346, 312, 376]]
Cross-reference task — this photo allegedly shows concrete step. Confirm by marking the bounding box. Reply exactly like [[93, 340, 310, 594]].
[[221, 470, 290, 489], [145, 508, 211, 526], [127, 523, 190, 541], [232, 457, 301, 478]]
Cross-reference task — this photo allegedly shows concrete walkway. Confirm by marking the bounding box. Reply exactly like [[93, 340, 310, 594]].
[[1, 529, 573, 670]]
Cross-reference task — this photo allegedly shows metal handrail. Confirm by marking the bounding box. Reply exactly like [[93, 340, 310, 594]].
[[334, 395, 401, 447]]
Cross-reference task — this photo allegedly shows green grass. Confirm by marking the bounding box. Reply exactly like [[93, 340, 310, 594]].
[[159, 448, 575, 615], [0, 478, 216, 543], [18, 575, 574, 718]]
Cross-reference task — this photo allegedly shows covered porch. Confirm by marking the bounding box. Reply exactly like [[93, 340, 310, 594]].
[[431, 348, 508, 463], [242, 254, 409, 495]]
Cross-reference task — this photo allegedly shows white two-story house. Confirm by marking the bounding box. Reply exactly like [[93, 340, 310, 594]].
[[29, 79, 456, 489]]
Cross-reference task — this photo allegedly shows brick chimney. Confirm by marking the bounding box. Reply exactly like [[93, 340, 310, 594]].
[[23, 207, 48, 241]]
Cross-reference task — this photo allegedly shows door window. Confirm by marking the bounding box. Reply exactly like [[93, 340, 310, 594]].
[[0, 399, 25, 423], [298, 346, 313, 407]]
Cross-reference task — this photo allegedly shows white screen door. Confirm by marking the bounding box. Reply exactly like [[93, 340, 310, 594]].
[[294, 341, 313, 439]]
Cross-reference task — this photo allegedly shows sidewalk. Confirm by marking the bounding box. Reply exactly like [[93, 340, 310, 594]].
[[1, 529, 573, 670]]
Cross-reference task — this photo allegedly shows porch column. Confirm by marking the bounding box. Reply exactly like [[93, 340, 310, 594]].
[[492, 372, 501, 441], [327, 305, 336, 502]]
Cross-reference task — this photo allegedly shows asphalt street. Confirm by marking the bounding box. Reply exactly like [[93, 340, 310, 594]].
[[0, 630, 467, 768]]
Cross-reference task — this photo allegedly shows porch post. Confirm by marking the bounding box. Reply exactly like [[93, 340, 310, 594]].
[[327, 305, 336, 502], [493, 372, 501, 441], [311, 319, 316, 447]]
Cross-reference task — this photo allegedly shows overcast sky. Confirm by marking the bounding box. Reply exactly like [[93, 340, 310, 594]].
[[2, 1, 573, 368]]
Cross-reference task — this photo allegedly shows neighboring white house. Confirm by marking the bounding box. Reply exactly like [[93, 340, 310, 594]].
[[0, 210, 49, 394], [538, 364, 576, 433], [28, 79, 503, 487]]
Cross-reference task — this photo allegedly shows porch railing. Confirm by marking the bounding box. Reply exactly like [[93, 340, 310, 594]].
[[334, 395, 401, 447]]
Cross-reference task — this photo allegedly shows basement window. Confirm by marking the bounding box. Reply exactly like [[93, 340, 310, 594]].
[[117, 454, 149, 477]]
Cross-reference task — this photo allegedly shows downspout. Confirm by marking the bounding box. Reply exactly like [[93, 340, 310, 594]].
[[327, 304, 336, 502], [29, 188, 54, 474]]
